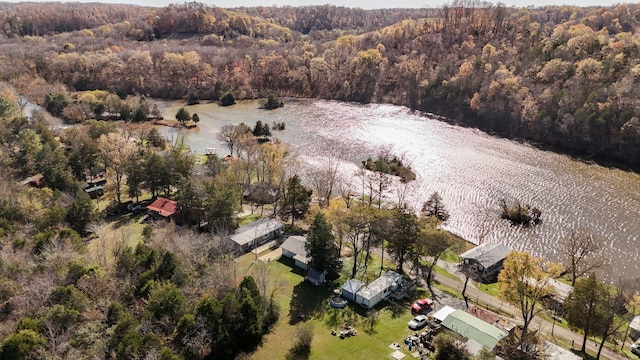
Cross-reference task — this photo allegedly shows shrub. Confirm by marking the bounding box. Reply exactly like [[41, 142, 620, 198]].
[[175, 107, 191, 122], [186, 93, 200, 105], [220, 92, 236, 106]]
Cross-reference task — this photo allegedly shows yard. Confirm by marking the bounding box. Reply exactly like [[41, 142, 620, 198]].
[[245, 252, 425, 360]]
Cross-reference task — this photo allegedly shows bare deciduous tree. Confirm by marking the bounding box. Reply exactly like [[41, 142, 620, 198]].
[[560, 229, 608, 286]]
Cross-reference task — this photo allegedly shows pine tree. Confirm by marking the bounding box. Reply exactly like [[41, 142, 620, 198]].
[[306, 212, 339, 274]]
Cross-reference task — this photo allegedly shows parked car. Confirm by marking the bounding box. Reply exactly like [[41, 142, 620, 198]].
[[408, 315, 428, 330], [631, 341, 640, 357], [411, 298, 434, 314], [127, 203, 143, 212]]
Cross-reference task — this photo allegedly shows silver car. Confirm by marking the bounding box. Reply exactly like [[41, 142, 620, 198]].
[[408, 315, 428, 330]]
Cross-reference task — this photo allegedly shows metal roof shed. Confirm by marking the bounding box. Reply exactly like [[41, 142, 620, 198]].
[[432, 305, 456, 322], [441, 309, 508, 350], [341, 279, 365, 302]]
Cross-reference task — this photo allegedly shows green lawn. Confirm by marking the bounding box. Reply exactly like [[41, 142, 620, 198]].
[[238, 213, 261, 226], [477, 282, 500, 297], [249, 253, 421, 360]]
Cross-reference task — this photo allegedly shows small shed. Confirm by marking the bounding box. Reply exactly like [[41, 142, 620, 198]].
[[460, 243, 511, 283], [280, 235, 309, 270], [341, 279, 365, 302], [355, 271, 404, 309], [305, 269, 326, 286], [441, 309, 508, 350], [630, 316, 640, 340], [84, 185, 104, 199], [230, 218, 283, 252], [146, 197, 177, 219]]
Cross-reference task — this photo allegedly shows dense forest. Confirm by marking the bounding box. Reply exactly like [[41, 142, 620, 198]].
[[0, 3, 639, 358], [0, 2, 639, 167]]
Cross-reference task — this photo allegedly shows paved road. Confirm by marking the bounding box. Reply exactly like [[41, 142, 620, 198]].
[[374, 247, 630, 360], [432, 266, 630, 360]]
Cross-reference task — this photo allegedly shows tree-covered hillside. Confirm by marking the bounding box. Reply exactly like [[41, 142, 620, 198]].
[[0, 2, 639, 167]]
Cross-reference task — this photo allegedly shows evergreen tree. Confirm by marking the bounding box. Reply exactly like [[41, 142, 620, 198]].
[[175, 107, 191, 123], [132, 107, 148, 122], [280, 175, 311, 227], [387, 204, 419, 273], [186, 92, 199, 105], [220, 92, 236, 106], [306, 212, 339, 274], [421, 192, 449, 223], [253, 120, 264, 136], [66, 189, 95, 234], [0, 330, 46, 360]]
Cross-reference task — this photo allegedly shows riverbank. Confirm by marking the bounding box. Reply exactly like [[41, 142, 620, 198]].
[[153, 118, 197, 129]]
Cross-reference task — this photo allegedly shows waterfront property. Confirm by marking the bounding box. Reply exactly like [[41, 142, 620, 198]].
[[352, 271, 415, 309], [231, 218, 283, 252], [441, 309, 508, 354], [460, 243, 510, 283]]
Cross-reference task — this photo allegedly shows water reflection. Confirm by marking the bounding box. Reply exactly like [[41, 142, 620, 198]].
[[156, 98, 640, 279]]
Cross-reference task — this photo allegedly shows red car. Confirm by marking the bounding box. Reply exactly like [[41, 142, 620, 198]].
[[411, 298, 434, 313]]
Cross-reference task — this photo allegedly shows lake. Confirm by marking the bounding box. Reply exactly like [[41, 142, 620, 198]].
[[155, 98, 640, 278]]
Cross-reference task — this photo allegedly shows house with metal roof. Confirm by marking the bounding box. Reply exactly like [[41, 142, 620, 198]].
[[460, 243, 511, 283], [146, 197, 177, 219], [280, 235, 309, 270], [441, 309, 508, 351], [432, 305, 457, 323], [230, 218, 283, 252]]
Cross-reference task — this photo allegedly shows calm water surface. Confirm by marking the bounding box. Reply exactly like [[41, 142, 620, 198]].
[[156, 99, 640, 278]]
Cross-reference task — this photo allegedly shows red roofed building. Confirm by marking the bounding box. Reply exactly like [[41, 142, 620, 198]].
[[146, 197, 177, 219]]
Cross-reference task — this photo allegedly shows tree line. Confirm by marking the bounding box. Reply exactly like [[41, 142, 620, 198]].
[[0, 2, 639, 168]]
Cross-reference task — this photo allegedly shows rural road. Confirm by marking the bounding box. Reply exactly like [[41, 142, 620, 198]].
[[374, 247, 631, 360], [431, 266, 630, 360]]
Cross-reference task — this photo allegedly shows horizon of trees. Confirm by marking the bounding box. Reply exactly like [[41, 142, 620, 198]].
[[0, 2, 638, 169]]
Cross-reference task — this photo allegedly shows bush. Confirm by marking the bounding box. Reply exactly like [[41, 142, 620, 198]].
[[499, 198, 541, 226], [0, 330, 46, 360], [262, 93, 283, 110], [186, 93, 200, 105], [175, 107, 191, 122], [290, 323, 314, 356], [220, 92, 236, 106], [132, 107, 148, 122], [107, 302, 125, 326]]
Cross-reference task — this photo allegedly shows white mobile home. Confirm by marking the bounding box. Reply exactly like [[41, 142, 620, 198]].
[[355, 271, 405, 309]]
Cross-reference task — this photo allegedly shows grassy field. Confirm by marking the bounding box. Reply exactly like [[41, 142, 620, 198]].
[[247, 253, 423, 360]]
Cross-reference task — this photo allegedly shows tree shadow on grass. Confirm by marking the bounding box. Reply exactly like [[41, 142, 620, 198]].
[[278, 256, 305, 276], [385, 297, 411, 319], [285, 347, 310, 360], [289, 281, 333, 325]]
